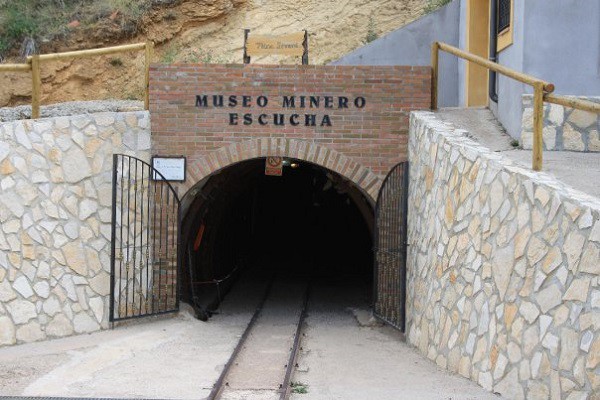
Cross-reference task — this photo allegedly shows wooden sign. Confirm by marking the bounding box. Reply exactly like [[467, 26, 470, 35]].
[[265, 156, 283, 176], [246, 32, 306, 57]]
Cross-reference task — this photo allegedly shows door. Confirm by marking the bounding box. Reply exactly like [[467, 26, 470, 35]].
[[109, 154, 181, 322], [373, 162, 409, 331]]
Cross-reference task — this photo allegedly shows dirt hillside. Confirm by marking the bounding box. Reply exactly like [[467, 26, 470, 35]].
[[0, 0, 426, 107]]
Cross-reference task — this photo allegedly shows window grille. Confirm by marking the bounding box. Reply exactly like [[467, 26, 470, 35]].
[[498, 0, 511, 33]]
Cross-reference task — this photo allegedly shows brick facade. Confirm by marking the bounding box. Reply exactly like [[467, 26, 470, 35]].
[[150, 64, 431, 200]]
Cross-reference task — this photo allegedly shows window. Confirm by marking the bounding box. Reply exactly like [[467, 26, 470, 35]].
[[497, 0, 513, 51], [498, 0, 511, 33]]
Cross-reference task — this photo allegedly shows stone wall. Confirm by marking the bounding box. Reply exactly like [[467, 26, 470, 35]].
[[407, 111, 600, 399], [0, 112, 151, 346], [521, 95, 600, 152]]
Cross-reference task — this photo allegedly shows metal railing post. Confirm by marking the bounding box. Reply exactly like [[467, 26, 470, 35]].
[[31, 55, 41, 119], [431, 42, 439, 110], [144, 41, 154, 111], [532, 82, 544, 171]]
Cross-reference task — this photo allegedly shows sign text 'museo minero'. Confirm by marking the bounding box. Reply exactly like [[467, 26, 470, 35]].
[[195, 94, 366, 127]]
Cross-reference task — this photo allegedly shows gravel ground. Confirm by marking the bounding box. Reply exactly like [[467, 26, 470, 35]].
[[0, 100, 144, 122]]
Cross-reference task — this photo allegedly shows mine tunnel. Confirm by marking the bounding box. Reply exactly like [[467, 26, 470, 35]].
[[179, 158, 374, 320]]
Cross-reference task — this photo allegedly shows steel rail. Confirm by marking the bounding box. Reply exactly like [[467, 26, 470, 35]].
[[207, 276, 276, 400], [279, 283, 310, 400]]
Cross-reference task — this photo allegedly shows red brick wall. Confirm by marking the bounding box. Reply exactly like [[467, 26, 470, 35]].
[[150, 64, 431, 198]]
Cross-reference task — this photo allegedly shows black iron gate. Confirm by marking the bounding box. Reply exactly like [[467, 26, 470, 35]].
[[109, 154, 181, 322], [373, 162, 409, 331]]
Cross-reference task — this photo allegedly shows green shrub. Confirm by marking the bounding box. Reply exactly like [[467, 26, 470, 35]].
[[365, 15, 378, 44], [424, 0, 452, 13]]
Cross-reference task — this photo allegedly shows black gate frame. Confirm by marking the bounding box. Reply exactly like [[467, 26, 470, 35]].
[[109, 154, 182, 323], [373, 161, 409, 331]]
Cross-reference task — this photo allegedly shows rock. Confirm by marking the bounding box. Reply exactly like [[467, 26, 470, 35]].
[[64, 221, 79, 239], [520, 301, 540, 324], [46, 314, 74, 337], [79, 199, 98, 220], [89, 272, 110, 296], [62, 242, 88, 276], [527, 236, 547, 266], [33, 281, 50, 298], [13, 275, 34, 298], [62, 146, 92, 183], [542, 247, 562, 274], [579, 244, 599, 275], [569, 108, 596, 129], [0, 192, 25, 218], [547, 103, 564, 126], [562, 124, 585, 151], [0, 279, 17, 302], [73, 312, 100, 333], [6, 299, 37, 324], [0, 141, 9, 163], [563, 278, 591, 302], [0, 316, 16, 345], [558, 328, 579, 370], [89, 297, 104, 323], [589, 130, 600, 151], [536, 284, 562, 313], [16, 321, 44, 343], [492, 244, 514, 300], [580, 330, 593, 353], [43, 296, 61, 316], [563, 231, 585, 271]]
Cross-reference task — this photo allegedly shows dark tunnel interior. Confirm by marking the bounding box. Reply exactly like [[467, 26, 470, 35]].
[[179, 158, 374, 320]]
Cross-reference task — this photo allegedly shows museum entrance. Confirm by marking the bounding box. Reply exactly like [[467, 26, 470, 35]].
[[178, 157, 374, 320]]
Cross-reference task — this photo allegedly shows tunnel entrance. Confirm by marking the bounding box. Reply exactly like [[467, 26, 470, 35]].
[[179, 158, 374, 319]]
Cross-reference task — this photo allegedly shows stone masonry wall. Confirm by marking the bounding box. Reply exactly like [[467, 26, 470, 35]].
[[521, 95, 600, 152], [407, 112, 600, 399], [0, 112, 150, 347]]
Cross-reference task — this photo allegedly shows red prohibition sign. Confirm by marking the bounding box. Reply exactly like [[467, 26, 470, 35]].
[[268, 157, 282, 167]]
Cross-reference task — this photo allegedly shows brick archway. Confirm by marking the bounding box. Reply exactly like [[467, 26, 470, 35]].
[[180, 138, 383, 202]]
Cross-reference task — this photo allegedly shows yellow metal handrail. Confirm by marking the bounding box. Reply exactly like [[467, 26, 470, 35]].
[[1, 41, 153, 119], [431, 42, 600, 171]]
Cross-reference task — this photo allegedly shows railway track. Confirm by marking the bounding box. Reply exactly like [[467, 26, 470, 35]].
[[207, 277, 310, 400]]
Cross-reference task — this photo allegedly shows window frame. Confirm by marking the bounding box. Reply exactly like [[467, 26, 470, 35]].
[[497, 0, 514, 51]]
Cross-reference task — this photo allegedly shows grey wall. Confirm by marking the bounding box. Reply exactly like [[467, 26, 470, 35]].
[[491, 0, 600, 138], [332, 0, 461, 108]]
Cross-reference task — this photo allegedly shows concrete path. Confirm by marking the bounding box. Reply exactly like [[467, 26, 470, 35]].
[[436, 108, 600, 199], [290, 281, 499, 400], [0, 278, 498, 399]]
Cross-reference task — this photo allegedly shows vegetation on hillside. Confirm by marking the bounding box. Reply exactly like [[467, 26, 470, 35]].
[[424, 0, 452, 13], [0, 0, 178, 59]]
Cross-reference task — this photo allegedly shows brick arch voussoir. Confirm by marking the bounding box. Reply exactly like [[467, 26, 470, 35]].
[[182, 139, 382, 202]]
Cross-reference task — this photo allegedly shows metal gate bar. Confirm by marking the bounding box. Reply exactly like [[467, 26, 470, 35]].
[[373, 162, 409, 331], [110, 154, 181, 322]]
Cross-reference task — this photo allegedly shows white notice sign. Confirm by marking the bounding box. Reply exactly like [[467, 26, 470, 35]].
[[152, 157, 186, 181]]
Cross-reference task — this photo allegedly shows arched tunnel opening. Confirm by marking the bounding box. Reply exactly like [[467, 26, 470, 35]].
[[179, 158, 374, 320]]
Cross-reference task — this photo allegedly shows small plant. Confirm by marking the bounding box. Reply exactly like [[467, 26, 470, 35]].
[[424, 0, 452, 13], [365, 15, 378, 44], [291, 382, 308, 394], [182, 47, 229, 64], [161, 44, 179, 64], [510, 139, 520, 148], [109, 57, 124, 67], [164, 11, 177, 21]]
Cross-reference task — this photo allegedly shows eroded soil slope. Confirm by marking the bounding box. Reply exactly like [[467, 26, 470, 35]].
[[0, 0, 425, 107]]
